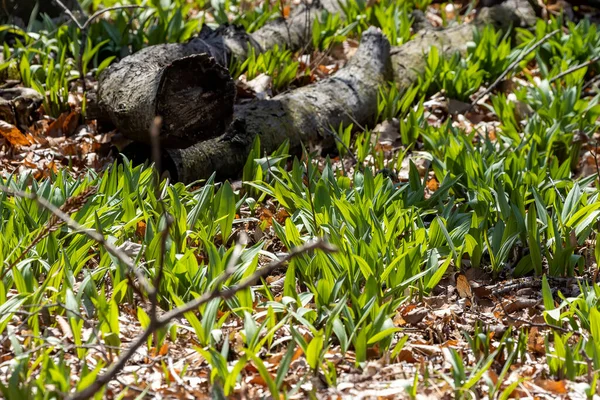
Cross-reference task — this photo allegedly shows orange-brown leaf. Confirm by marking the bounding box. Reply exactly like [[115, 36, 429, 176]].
[[456, 274, 472, 299], [0, 120, 31, 146], [536, 379, 568, 394], [527, 327, 545, 355], [291, 346, 303, 362], [158, 342, 169, 356], [426, 178, 439, 191], [136, 221, 147, 237], [62, 110, 80, 136]]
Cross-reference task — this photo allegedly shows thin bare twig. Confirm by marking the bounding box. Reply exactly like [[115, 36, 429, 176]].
[[496, 296, 582, 336], [0, 186, 97, 281], [0, 184, 153, 294], [149, 116, 163, 177], [550, 54, 600, 83], [469, 29, 560, 111], [52, 0, 83, 29], [583, 74, 600, 92], [147, 114, 172, 323], [52, 1, 142, 95], [82, 5, 143, 30], [67, 239, 336, 400]]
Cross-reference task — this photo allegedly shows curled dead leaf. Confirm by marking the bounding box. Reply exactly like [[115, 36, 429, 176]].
[[159, 342, 169, 356], [426, 178, 439, 191], [56, 315, 73, 340], [47, 110, 80, 138], [402, 306, 428, 325], [527, 327, 545, 355]]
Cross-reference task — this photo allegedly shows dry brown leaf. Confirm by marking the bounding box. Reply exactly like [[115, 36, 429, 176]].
[[0, 120, 31, 146], [527, 327, 545, 356], [159, 342, 169, 356], [291, 346, 304, 362], [246, 374, 270, 387], [402, 307, 428, 325], [136, 221, 147, 237], [426, 178, 439, 191], [258, 206, 274, 228], [47, 112, 68, 137], [504, 297, 539, 313], [275, 208, 290, 224], [47, 110, 80, 137], [62, 110, 80, 136], [396, 349, 419, 363], [56, 315, 73, 340], [535, 379, 568, 394], [486, 369, 498, 385], [23, 158, 37, 169], [456, 274, 473, 299]]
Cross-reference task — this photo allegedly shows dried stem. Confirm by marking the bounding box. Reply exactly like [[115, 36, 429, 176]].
[[52, 0, 142, 95], [67, 239, 336, 400], [469, 29, 560, 111], [0, 184, 153, 294], [550, 54, 600, 83]]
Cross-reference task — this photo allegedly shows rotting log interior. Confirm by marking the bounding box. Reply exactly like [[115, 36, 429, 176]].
[[98, 41, 235, 148], [156, 54, 236, 148], [97, 0, 334, 147]]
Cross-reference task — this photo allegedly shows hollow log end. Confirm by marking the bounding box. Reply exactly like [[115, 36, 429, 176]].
[[156, 53, 236, 148]]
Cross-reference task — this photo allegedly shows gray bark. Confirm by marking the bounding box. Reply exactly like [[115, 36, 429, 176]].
[[97, 1, 329, 147], [166, 27, 390, 183], [163, 0, 536, 183], [98, 48, 235, 148], [0, 0, 80, 24]]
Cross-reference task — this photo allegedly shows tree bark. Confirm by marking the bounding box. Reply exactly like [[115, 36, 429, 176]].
[[162, 0, 536, 182], [97, 1, 330, 147], [0, 0, 80, 25], [164, 27, 390, 183], [98, 49, 236, 148], [390, 0, 536, 88]]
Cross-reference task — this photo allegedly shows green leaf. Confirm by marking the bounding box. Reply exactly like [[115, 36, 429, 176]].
[[367, 327, 401, 345], [561, 183, 581, 222], [0, 294, 29, 335], [306, 334, 324, 371], [527, 206, 543, 275], [541, 275, 557, 325], [248, 353, 279, 398], [216, 182, 235, 242]]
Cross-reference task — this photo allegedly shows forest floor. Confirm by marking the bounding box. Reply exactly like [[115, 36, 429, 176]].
[[2, 0, 600, 399]]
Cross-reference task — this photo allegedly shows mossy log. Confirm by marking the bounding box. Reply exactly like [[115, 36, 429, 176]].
[[163, 0, 536, 182]]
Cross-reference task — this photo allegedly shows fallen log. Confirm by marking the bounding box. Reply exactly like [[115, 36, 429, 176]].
[[162, 0, 536, 182], [165, 26, 390, 183], [0, 0, 81, 25], [391, 0, 536, 88], [98, 51, 235, 148], [97, 1, 328, 147]]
